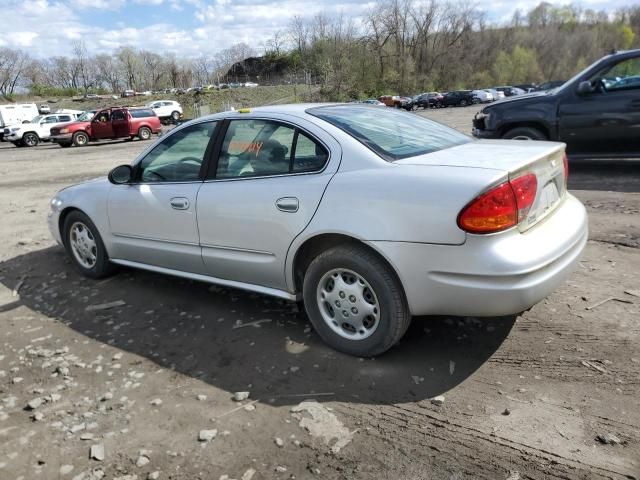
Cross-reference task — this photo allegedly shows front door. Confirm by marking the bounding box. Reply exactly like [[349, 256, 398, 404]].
[[107, 120, 218, 273], [196, 118, 339, 291], [91, 110, 114, 139], [559, 55, 640, 156]]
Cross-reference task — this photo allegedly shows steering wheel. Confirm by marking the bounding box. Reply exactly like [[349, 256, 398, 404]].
[[144, 169, 166, 181], [179, 156, 201, 165], [598, 79, 608, 94]]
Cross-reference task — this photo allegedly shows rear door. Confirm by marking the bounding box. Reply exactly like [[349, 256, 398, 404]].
[[196, 116, 340, 291], [558, 54, 640, 155], [112, 109, 129, 138]]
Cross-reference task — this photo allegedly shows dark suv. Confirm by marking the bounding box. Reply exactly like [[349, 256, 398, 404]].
[[473, 49, 640, 158], [442, 90, 476, 107]]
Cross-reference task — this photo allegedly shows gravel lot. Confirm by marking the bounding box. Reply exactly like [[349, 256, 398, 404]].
[[0, 107, 638, 480]]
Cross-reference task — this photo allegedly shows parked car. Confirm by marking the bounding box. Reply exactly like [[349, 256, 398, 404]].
[[146, 100, 183, 123], [471, 89, 493, 103], [413, 92, 444, 109], [535, 80, 565, 91], [483, 88, 505, 100], [121, 90, 135, 98], [513, 84, 538, 93], [50, 107, 161, 147], [244, 82, 259, 88], [3, 112, 79, 147], [0, 103, 40, 141], [39, 104, 51, 114], [48, 104, 586, 356], [378, 95, 413, 110], [493, 86, 524, 97], [473, 49, 640, 158], [442, 90, 476, 107], [84, 93, 100, 99]]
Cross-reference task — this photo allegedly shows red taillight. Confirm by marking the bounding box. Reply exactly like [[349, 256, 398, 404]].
[[458, 173, 537, 234]]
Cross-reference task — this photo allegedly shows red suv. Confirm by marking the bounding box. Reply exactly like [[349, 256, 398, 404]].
[[50, 107, 162, 147]]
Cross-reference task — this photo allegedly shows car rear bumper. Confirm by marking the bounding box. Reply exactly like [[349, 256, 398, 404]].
[[369, 194, 588, 317]]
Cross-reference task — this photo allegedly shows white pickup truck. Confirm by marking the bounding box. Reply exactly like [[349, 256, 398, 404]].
[[0, 103, 39, 141], [3, 112, 78, 147]]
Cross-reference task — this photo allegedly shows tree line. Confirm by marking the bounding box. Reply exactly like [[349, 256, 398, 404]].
[[1, 1, 639, 100]]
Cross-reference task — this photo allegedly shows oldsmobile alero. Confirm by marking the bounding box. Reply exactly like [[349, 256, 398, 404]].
[[48, 104, 588, 356]]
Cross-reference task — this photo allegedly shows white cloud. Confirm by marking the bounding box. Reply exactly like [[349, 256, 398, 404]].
[[12, 32, 39, 47]]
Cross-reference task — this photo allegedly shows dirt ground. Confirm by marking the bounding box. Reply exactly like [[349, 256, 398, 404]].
[[0, 107, 638, 480]]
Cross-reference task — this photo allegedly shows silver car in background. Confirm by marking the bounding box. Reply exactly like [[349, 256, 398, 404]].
[[48, 104, 588, 356]]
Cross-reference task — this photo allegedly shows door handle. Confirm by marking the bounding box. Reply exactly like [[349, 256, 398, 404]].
[[170, 197, 189, 210], [275, 197, 299, 213]]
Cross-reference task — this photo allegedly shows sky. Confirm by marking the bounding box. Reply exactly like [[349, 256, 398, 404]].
[[0, 0, 630, 59]]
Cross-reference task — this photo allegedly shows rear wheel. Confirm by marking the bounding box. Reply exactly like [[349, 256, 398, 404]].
[[22, 133, 39, 147], [72, 131, 89, 147], [502, 127, 547, 141], [459, 99, 469, 107], [170, 111, 180, 123], [63, 210, 115, 279], [302, 244, 410, 357], [138, 126, 152, 140]]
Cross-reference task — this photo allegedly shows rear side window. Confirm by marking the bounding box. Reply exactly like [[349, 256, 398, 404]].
[[130, 109, 155, 118], [112, 110, 126, 121], [215, 119, 328, 179], [308, 105, 469, 161]]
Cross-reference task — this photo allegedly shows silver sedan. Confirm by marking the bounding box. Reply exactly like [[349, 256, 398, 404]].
[[48, 104, 588, 356]]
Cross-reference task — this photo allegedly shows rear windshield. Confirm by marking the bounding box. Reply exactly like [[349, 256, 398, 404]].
[[308, 105, 469, 161], [130, 109, 155, 118]]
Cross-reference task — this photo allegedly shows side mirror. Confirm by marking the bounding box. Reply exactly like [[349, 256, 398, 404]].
[[108, 165, 133, 184], [577, 81, 593, 95]]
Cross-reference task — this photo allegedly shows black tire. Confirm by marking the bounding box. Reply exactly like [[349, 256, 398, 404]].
[[302, 244, 410, 357], [502, 126, 547, 141], [62, 210, 116, 279], [170, 111, 180, 122], [22, 132, 39, 147], [138, 126, 152, 140], [459, 99, 468, 107], [72, 131, 89, 147]]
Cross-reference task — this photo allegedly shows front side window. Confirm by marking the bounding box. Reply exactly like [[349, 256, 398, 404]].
[[600, 58, 640, 92], [58, 115, 72, 122], [309, 105, 469, 161], [215, 119, 328, 179], [137, 121, 217, 183]]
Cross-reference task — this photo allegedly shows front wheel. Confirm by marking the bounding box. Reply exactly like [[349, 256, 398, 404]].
[[72, 131, 89, 146], [138, 126, 152, 140], [63, 211, 116, 279], [459, 99, 468, 107], [170, 111, 180, 123], [22, 133, 39, 147], [303, 245, 410, 357]]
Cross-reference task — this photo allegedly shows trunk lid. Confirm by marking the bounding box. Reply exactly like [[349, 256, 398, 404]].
[[395, 140, 567, 232]]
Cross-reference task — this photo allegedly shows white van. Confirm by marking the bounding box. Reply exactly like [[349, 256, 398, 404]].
[[0, 104, 39, 140]]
